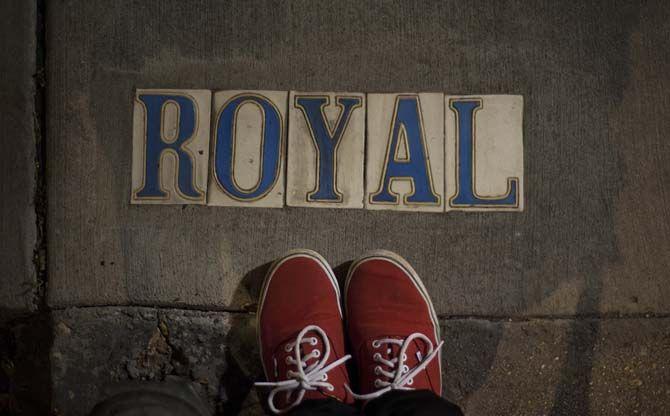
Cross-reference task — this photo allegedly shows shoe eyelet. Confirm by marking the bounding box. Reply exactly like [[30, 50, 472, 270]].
[[374, 366, 381, 375], [403, 365, 409, 373], [402, 354, 408, 362], [286, 371, 293, 379], [285, 357, 292, 365], [374, 379, 382, 388], [407, 378, 414, 386], [313, 350, 321, 358], [327, 385, 335, 391], [322, 374, 328, 381], [284, 344, 293, 352], [310, 337, 318, 346], [373, 353, 381, 361], [372, 340, 381, 348]]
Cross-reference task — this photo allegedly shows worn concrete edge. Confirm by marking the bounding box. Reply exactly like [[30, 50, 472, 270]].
[[46, 304, 670, 322], [0, 0, 47, 322]]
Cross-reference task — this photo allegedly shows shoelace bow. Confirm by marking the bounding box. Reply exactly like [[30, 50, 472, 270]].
[[255, 325, 351, 414], [345, 332, 444, 401]]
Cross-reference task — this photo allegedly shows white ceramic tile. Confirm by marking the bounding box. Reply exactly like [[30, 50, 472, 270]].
[[131, 89, 211, 204], [365, 93, 444, 212], [445, 95, 524, 212], [207, 90, 287, 208], [287, 91, 365, 209]]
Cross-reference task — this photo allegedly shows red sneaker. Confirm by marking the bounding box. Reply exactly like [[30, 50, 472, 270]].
[[255, 250, 354, 413], [344, 250, 443, 401]]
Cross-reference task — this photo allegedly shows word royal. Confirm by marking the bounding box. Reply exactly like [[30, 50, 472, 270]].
[[131, 90, 524, 212]]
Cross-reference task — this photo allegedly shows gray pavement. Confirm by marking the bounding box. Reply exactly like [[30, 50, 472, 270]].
[[52, 307, 670, 416], [1, 1, 669, 415], [46, 0, 670, 318]]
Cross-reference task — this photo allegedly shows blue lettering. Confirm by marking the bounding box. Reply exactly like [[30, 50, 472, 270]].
[[135, 94, 202, 199], [213, 94, 283, 201], [295, 96, 362, 202], [449, 99, 518, 208], [370, 96, 440, 205]]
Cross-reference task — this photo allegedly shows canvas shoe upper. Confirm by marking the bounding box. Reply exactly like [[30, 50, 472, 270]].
[[255, 250, 354, 413], [344, 250, 443, 401]]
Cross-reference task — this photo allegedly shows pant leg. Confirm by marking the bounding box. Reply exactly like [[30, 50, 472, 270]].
[[286, 398, 361, 416], [363, 390, 464, 416]]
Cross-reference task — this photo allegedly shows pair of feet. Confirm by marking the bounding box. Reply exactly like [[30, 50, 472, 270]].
[[256, 249, 443, 414]]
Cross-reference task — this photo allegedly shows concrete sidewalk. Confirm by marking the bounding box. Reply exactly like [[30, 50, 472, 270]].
[[45, 1, 670, 317], [2, 1, 670, 415]]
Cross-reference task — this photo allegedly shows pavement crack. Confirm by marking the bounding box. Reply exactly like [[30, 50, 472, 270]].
[[439, 312, 670, 321], [30, 0, 47, 312]]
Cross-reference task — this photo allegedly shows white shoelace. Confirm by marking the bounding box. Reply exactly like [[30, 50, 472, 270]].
[[345, 332, 444, 401], [255, 325, 351, 414]]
